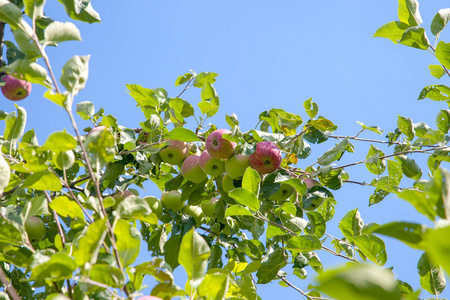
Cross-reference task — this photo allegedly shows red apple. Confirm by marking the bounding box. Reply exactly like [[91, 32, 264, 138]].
[[181, 155, 207, 183], [304, 178, 320, 189], [249, 141, 281, 175], [161, 190, 184, 212], [1, 74, 32, 101], [225, 154, 250, 179], [205, 129, 237, 159], [25, 216, 46, 243], [199, 150, 225, 177], [159, 140, 189, 165]]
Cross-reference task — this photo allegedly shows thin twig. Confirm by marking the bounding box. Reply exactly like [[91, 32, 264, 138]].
[[43, 191, 66, 247], [0, 21, 5, 70], [278, 275, 313, 299]]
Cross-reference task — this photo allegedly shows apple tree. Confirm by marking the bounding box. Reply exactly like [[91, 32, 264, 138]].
[[0, 0, 450, 299]]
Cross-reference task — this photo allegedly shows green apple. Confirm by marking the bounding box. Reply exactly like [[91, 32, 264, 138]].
[[161, 190, 185, 212], [25, 216, 46, 243], [159, 140, 190, 165], [201, 197, 219, 218], [181, 155, 208, 183], [144, 196, 164, 218], [225, 154, 250, 179], [53, 150, 75, 170], [182, 205, 205, 226], [222, 173, 236, 193], [269, 183, 294, 201], [302, 196, 325, 211], [199, 150, 225, 177]]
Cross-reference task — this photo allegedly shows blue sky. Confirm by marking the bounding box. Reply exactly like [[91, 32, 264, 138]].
[[2, 0, 450, 298]]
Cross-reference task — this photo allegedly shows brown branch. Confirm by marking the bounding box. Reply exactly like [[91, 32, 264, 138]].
[[43, 191, 66, 247], [278, 275, 313, 299], [0, 267, 21, 300], [0, 21, 5, 70]]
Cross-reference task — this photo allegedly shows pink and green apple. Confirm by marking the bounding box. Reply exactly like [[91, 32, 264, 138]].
[[161, 190, 185, 212], [88, 125, 106, 136], [225, 154, 250, 179], [201, 197, 219, 218], [159, 140, 190, 165], [249, 141, 281, 175], [181, 155, 208, 183], [25, 216, 46, 243], [206, 129, 237, 159], [304, 178, 320, 189], [1, 74, 32, 101], [199, 150, 225, 177]]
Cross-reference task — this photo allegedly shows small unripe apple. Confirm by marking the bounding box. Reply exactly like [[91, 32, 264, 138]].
[[181, 155, 208, 183], [161, 190, 185, 212], [182, 205, 205, 226], [304, 178, 320, 189], [302, 197, 325, 211], [25, 216, 46, 243], [137, 296, 163, 300], [201, 197, 219, 218], [249, 141, 281, 175], [1, 74, 32, 101], [199, 150, 225, 177], [143, 196, 164, 218], [159, 140, 190, 165], [53, 150, 75, 170], [205, 129, 237, 159], [222, 173, 236, 193], [269, 183, 294, 201], [225, 154, 250, 179]]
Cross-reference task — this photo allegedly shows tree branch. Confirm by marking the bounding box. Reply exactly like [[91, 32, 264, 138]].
[[0, 267, 21, 300]]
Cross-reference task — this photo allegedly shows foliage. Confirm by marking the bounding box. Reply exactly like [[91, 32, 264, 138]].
[[0, 0, 449, 299]]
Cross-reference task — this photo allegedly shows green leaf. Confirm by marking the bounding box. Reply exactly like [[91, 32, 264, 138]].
[[373, 21, 410, 44], [436, 109, 450, 133], [417, 252, 446, 295], [398, 26, 429, 50], [0, 154, 10, 194], [175, 72, 193, 86], [44, 21, 81, 44], [73, 218, 107, 266], [13, 28, 41, 59], [0, 0, 22, 29], [89, 264, 125, 288], [30, 253, 77, 281], [225, 205, 253, 217], [76, 101, 95, 120], [436, 41, 450, 70], [317, 137, 349, 166], [114, 219, 141, 268], [44, 90, 68, 108], [2, 59, 52, 87], [198, 272, 229, 300], [303, 98, 318, 118], [4, 105, 26, 143], [394, 155, 422, 180], [306, 211, 326, 238], [169, 127, 200, 142], [397, 115, 414, 140], [353, 234, 387, 265], [199, 82, 219, 117], [398, 0, 422, 26], [242, 167, 260, 195], [58, 0, 101, 23], [23, 171, 62, 191], [115, 196, 153, 222], [283, 178, 307, 195], [375, 221, 427, 249], [84, 128, 116, 166], [41, 131, 77, 153], [0, 218, 22, 245], [285, 235, 322, 252], [317, 264, 402, 300], [365, 145, 386, 175], [126, 84, 160, 108], [424, 226, 450, 274], [429, 65, 446, 79], [256, 249, 286, 284], [418, 84, 450, 101], [49, 196, 84, 228], [339, 208, 363, 242], [23, 0, 45, 20], [431, 9, 450, 38], [266, 225, 287, 238], [169, 97, 194, 118], [60, 55, 90, 95], [193, 72, 218, 87], [228, 188, 260, 212], [356, 121, 383, 134], [178, 228, 210, 289], [397, 189, 437, 221]]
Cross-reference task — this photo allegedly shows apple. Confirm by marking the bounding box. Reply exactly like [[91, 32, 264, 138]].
[[88, 125, 106, 136], [143, 196, 164, 218], [181, 155, 208, 183], [225, 154, 250, 179], [304, 178, 320, 189], [199, 150, 225, 177], [25, 216, 46, 243], [137, 297, 163, 300], [249, 141, 281, 175], [302, 196, 325, 211], [205, 129, 237, 159], [201, 197, 219, 218], [53, 150, 75, 170], [1, 74, 32, 101], [222, 173, 236, 193], [161, 190, 185, 212], [269, 183, 294, 201], [182, 205, 205, 226], [159, 140, 190, 165]]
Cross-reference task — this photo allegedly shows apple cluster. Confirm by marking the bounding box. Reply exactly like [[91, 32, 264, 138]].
[[1, 74, 32, 101]]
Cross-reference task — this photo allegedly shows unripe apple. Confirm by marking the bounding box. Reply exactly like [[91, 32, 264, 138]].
[[182, 205, 205, 226], [302, 197, 325, 211], [205, 129, 237, 159], [249, 141, 281, 175], [25, 216, 46, 243], [143, 196, 164, 218], [137, 296, 163, 300], [225, 154, 250, 179], [88, 125, 106, 136], [161, 190, 184, 212], [201, 197, 219, 218], [304, 178, 320, 189], [181, 155, 208, 183], [222, 173, 236, 193], [199, 150, 225, 177], [269, 183, 294, 201], [53, 150, 75, 170], [1, 74, 32, 101], [159, 140, 189, 165]]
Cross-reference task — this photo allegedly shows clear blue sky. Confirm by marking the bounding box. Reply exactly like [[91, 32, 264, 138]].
[[2, 0, 450, 298]]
